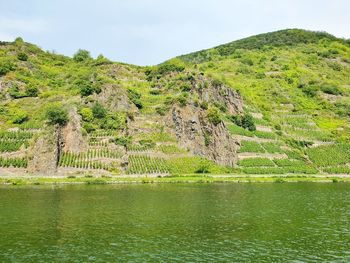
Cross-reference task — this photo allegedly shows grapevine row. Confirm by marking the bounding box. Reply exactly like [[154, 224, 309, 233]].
[[126, 155, 169, 174], [0, 157, 28, 168]]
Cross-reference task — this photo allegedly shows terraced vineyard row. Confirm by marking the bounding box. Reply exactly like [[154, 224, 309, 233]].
[[0, 141, 25, 153], [0, 131, 33, 140], [126, 155, 169, 174], [62, 149, 123, 160], [59, 158, 111, 170], [0, 157, 28, 168]]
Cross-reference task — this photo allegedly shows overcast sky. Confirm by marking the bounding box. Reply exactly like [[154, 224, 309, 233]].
[[0, 0, 349, 65]]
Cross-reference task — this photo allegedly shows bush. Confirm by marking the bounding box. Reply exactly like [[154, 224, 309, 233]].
[[114, 136, 131, 147], [80, 107, 93, 122], [300, 85, 318, 97], [25, 85, 39, 97], [0, 59, 15, 76], [127, 89, 143, 109], [320, 84, 342, 95], [73, 49, 91, 62], [46, 105, 69, 125], [155, 105, 167, 116], [83, 122, 97, 133], [177, 95, 187, 107], [207, 107, 222, 125], [10, 109, 29, 124], [229, 114, 256, 131], [17, 52, 28, 61], [80, 84, 95, 97], [8, 84, 25, 99], [195, 159, 211, 174], [9, 84, 38, 98], [92, 102, 107, 119], [101, 112, 127, 130]]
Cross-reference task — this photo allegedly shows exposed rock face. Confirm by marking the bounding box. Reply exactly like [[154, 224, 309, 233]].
[[93, 84, 136, 112], [62, 108, 88, 153], [27, 128, 60, 175], [194, 76, 243, 115], [171, 106, 239, 166]]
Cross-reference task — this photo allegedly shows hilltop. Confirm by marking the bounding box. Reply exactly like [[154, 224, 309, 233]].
[[1, 29, 350, 177]]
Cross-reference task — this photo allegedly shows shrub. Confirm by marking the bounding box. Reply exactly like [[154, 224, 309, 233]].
[[8, 84, 25, 99], [229, 114, 256, 131], [0, 59, 15, 76], [181, 83, 191, 92], [320, 84, 342, 95], [80, 84, 95, 97], [207, 107, 222, 125], [17, 52, 28, 61], [177, 95, 187, 107], [195, 159, 211, 174], [101, 112, 127, 130], [10, 109, 29, 124], [114, 136, 131, 147], [73, 49, 91, 62], [83, 122, 97, 133], [25, 85, 39, 97], [155, 105, 167, 116], [211, 78, 223, 87], [157, 61, 185, 75], [127, 89, 143, 109], [92, 102, 107, 119], [300, 85, 318, 97], [150, 89, 161, 95], [80, 107, 93, 122], [46, 105, 69, 125]]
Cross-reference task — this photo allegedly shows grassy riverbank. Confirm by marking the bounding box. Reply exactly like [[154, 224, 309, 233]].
[[1, 174, 350, 186]]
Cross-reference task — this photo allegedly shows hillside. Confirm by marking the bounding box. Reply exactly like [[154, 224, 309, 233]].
[[1, 29, 350, 177]]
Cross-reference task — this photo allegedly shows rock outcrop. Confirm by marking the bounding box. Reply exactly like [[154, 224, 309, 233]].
[[27, 128, 60, 175], [193, 76, 243, 115], [171, 105, 239, 166], [62, 108, 88, 153], [93, 84, 136, 112]]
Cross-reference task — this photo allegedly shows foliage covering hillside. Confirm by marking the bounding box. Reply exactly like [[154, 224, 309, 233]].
[[1, 29, 350, 176]]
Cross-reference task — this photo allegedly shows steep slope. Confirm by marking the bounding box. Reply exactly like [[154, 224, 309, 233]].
[[1, 29, 350, 176]]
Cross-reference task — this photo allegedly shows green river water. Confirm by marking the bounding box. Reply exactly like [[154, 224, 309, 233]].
[[0, 183, 349, 262]]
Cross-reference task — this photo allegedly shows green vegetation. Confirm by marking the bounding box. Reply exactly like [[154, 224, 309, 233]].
[[1, 29, 350, 176], [239, 158, 275, 167], [46, 105, 69, 125]]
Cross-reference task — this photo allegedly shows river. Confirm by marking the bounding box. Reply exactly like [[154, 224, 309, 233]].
[[0, 183, 349, 262]]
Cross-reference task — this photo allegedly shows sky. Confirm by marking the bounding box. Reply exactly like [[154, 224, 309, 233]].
[[0, 0, 349, 65]]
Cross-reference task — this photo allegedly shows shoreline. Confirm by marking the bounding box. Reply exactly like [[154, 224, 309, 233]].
[[1, 173, 350, 186]]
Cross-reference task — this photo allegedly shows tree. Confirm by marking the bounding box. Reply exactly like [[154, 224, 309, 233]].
[[73, 49, 91, 62], [46, 105, 68, 125]]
